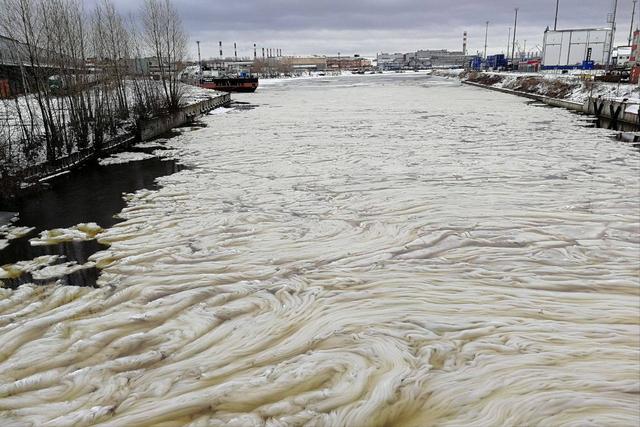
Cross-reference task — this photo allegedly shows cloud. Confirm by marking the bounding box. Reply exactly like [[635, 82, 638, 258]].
[[89, 0, 630, 57]]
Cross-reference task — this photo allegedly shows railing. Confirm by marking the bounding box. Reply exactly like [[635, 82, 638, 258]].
[[1, 93, 231, 195], [16, 132, 136, 183]]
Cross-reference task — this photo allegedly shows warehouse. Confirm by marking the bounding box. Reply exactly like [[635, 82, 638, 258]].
[[541, 28, 613, 70]]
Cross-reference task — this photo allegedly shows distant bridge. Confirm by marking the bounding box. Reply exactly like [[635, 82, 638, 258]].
[[0, 35, 73, 97]]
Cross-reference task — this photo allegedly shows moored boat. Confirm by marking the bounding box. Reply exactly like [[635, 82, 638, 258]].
[[199, 76, 259, 93]]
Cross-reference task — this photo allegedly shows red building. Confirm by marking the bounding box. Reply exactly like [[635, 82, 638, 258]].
[[326, 56, 371, 70]]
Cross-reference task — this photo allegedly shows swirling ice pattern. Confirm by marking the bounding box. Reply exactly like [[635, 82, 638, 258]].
[[0, 75, 639, 427]]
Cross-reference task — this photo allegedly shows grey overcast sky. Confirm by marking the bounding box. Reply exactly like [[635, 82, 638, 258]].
[[98, 0, 631, 58]]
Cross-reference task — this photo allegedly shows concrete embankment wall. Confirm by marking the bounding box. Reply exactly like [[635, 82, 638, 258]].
[[138, 93, 231, 141], [462, 80, 585, 112], [1, 93, 231, 198], [461, 80, 640, 129]]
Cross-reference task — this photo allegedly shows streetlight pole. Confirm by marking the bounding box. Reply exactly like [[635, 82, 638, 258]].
[[629, 0, 637, 46], [554, 0, 560, 31], [606, 0, 618, 71], [511, 8, 519, 67], [484, 21, 489, 59]]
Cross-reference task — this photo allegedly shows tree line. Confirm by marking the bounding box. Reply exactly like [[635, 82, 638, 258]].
[[0, 0, 187, 174]]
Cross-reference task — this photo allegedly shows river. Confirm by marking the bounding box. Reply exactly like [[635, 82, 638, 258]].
[[1, 73, 639, 426]]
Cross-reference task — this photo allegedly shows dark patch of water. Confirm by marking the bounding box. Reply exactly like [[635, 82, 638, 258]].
[[1, 154, 183, 286]]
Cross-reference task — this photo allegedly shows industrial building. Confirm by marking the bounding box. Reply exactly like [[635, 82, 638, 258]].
[[376, 53, 404, 71], [377, 49, 469, 70], [283, 56, 328, 72], [541, 28, 613, 70], [326, 56, 371, 71]]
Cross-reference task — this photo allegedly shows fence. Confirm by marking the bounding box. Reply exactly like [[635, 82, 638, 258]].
[[1, 93, 231, 196]]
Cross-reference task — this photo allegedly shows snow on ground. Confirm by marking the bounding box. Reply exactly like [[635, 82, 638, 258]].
[[179, 83, 225, 106], [492, 73, 640, 104], [1, 81, 224, 172], [98, 151, 155, 166], [445, 70, 640, 105]]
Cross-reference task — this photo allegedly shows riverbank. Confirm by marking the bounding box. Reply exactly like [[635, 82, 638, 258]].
[[432, 70, 640, 131], [0, 90, 230, 199]]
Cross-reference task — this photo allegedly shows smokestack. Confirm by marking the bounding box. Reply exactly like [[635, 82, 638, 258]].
[[463, 31, 468, 55], [234, 42, 237, 61], [254, 43, 257, 60], [219, 41, 223, 59], [262, 47, 265, 59]]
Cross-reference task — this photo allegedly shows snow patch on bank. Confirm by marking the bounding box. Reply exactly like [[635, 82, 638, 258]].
[[452, 71, 640, 105]]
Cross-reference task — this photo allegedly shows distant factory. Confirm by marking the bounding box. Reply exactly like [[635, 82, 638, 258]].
[[377, 49, 469, 71]]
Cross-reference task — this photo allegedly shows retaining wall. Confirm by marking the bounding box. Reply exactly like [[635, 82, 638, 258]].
[[461, 80, 640, 129], [138, 93, 231, 141], [1, 92, 231, 197]]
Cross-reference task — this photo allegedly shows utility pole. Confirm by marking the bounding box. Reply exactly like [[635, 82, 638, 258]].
[[196, 40, 202, 82], [629, 0, 637, 46], [554, 0, 560, 31], [511, 8, 519, 67], [606, 0, 618, 70], [484, 21, 489, 59]]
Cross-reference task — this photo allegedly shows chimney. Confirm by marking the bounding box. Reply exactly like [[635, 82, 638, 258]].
[[463, 31, 468, 55]]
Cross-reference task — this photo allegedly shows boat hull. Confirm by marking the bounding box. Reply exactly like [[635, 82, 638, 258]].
[[199, 77, 259, 93]]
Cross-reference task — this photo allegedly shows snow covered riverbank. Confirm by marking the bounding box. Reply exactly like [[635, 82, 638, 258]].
[[0, 82, 224, 174], [432, 69, 640, 105]]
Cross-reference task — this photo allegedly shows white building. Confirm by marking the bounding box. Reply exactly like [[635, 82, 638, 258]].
[[613, 46, 632, 67], [541, 28, 613, 70]]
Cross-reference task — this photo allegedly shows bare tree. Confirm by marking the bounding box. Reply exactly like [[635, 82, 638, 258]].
[[142, 0, 186, 112], [0, 0, 191, 182]]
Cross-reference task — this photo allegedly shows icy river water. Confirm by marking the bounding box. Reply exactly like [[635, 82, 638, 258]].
[[1, 73, 639, 426]]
